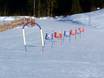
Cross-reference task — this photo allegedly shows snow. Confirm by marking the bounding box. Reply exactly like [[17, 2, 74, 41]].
[[0, 9, 104, 78], [61, 9, 104, 28]]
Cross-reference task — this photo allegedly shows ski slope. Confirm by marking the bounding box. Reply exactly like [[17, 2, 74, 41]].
[[0, 9, 104, 78]]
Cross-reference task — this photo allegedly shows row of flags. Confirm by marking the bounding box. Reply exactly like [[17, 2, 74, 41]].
[[44, 27, 86, 47]]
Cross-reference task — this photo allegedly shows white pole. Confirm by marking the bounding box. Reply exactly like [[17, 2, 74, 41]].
[[22, 28, 26, 46], [40, 29, 44, 47]]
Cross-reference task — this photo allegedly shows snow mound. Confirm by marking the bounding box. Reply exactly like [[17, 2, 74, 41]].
[[0, 16, 16, 21], [61, 9, 104, 28], [0, 16, 32, 22]]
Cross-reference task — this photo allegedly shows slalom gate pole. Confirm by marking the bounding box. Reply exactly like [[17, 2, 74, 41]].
[[35, 23, 45, 48], [40, 29, 44, 47], [22, 26, 27, 51], [22, 22, 44, 51]]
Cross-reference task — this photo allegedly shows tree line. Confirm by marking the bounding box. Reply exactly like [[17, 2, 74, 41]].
[[0, 0, 104, 16]]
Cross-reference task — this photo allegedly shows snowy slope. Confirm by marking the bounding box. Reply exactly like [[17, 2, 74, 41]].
[[61, 9, 104, 28], [0, 10, 104, 78]]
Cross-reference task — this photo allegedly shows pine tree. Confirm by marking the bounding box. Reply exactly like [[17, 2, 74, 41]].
[[47, 0, 57, 16], [71, 0, 82, 14]]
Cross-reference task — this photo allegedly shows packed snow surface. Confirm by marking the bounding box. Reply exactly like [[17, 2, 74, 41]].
[[0, 9, 104, 78]]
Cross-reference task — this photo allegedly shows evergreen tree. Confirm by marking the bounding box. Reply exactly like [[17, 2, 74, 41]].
[[71, 0, 82, 14], [0, 0, 104, 16]]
